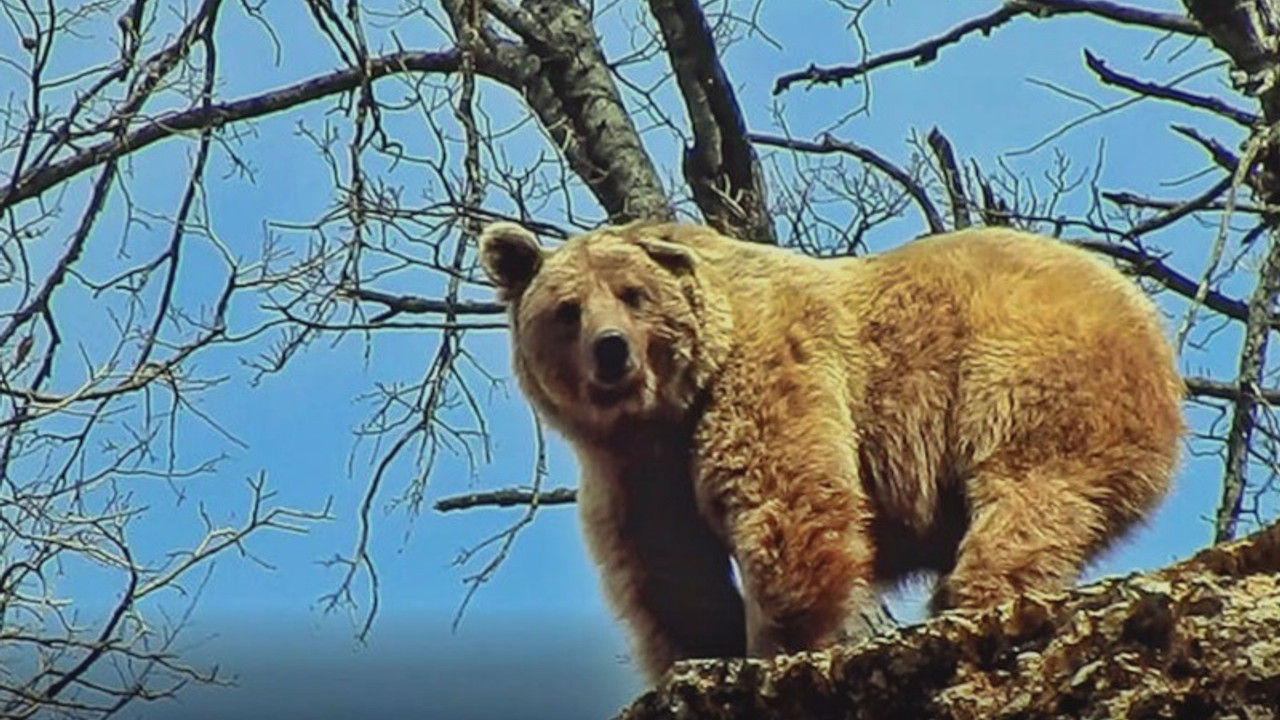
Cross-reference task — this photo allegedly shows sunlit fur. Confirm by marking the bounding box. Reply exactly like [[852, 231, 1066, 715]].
[[480, 221, 1185, 684]]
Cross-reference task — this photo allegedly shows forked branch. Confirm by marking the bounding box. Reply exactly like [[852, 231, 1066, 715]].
[[648, 0, 776, 243]]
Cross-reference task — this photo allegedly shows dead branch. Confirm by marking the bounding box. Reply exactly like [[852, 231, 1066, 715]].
[[1103, 190, 1269, 215], [1172, 124, 1242, 171], [1084, 49, 1258, 126], [1186, 375, 1280, 404], [927, 128, 970, 230], [339, 286, 506, 319], [1070, 237, 1271, 327], [1217, 229, 1280, 543], [435, 486, 577, 512]]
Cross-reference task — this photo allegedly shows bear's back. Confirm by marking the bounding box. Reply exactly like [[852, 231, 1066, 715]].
[[869, 228, 1154, 324], [857, 227, 1181, 515]]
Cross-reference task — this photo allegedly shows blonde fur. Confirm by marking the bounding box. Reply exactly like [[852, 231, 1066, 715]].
[[480, 221, 1184, 683]]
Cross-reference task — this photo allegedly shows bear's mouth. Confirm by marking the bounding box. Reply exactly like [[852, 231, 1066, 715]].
[[586, 377, 641, 408]]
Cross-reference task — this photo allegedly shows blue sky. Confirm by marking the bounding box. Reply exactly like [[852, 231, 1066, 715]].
[[0, 1, 1252, 718]]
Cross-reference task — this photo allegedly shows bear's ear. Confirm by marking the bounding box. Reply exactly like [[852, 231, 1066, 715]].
[[479, 222, 543, 295], [634, 237, 696, 276]]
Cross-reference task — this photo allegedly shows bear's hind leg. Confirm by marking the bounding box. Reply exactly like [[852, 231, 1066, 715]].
[[929, 467, 1110, 614]]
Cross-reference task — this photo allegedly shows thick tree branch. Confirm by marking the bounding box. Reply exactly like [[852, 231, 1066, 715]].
[[339, 286, 506, 319], [1182, 0, 1280, 118], [774, 2, 1201, 95], [491, 0, 674, 223], [1069, 237, 1280, 328], [749, 132, 946, 235], [1186, 375, 1280, 404], [647, 0, 775, 244], [1023, 0, 1202, 34]]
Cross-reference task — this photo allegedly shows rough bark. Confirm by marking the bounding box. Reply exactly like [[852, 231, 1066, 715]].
[[614, 521, 1280, 720], [1183, 0, 1280, 121], [476, 0, 674, 224]]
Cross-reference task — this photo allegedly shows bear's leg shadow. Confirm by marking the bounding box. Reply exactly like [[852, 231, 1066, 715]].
[[578, 469, 747, 682]]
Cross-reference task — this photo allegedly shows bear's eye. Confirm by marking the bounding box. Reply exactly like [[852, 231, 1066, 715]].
[[554, 300, 581, 325], [619, 286, 646, 309]]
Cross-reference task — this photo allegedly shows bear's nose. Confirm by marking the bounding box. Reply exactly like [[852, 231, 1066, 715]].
[[592, 331, 632, 385]]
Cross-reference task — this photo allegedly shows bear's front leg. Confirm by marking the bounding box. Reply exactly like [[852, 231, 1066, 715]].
[[731, 495, 877, 657], [698, 390, 878, 658]]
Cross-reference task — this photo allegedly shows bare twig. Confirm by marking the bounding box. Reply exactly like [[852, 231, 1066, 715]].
[[749, 132, 946, 235]]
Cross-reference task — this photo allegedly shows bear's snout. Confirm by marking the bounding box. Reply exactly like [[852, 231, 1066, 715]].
[[592, 330, 634, 385]]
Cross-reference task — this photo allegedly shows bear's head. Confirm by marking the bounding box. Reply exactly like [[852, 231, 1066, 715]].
[[479, 221, 730, 437]]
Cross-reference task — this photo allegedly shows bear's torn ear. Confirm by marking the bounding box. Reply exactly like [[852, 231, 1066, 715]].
[[480, 222, 543, 296], [634, 237, 696, 276]]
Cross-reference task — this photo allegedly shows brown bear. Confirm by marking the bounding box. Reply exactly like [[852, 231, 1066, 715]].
[[479, 220, 1184, 683]]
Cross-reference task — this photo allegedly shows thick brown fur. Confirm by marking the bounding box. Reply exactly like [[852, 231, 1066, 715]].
[[479, 221, 1184, 683]]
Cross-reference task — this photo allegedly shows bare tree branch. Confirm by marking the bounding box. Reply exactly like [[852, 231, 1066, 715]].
[[926, 128, 970, 230], [1172, 124, 1243, 171], [1084, 49, 1258, 126], [1217, 228, 1280, 543], [647, 0, 775, 243], [773, 2, 1201, 95], [488, 0, 675, 223], [0, 51, 465, 209], [435, 486, 577, 512], [340, 286, 506, 319], [1187, 375, 1280, 404], [12, 0, 1280, 715], [1069, 236, 1280, 328]]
